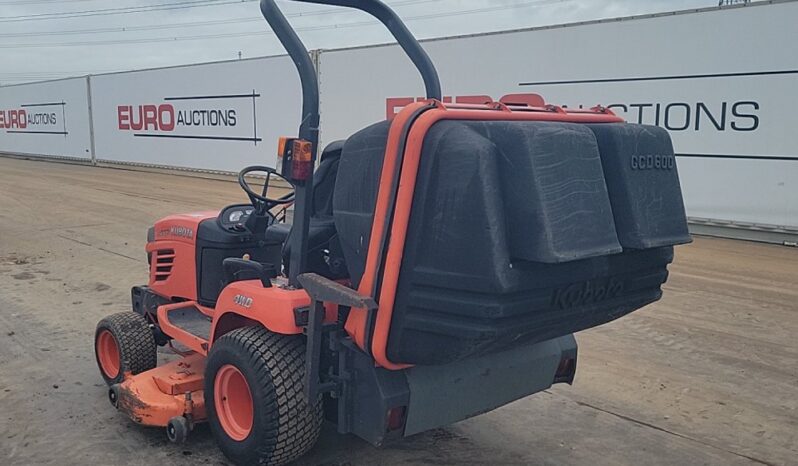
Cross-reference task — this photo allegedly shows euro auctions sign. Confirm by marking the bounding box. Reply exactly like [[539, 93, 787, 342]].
[[116, 91, 261, 145], [0, 102, 67, 135], [0, 109, 26, 129], [385, 93, 545, 119], [90, 54, 299, 171]]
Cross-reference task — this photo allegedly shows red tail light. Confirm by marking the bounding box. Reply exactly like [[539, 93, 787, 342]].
[[554, 357, 576, 384], [386, 406, 407, 432], [276, 136, 291, 175], [291, 139, 313, 181]]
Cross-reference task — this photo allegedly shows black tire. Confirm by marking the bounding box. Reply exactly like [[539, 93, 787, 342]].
[[205, 326, 322, 466], [167, 416, 190, 444], [94, 312, 157, 385]]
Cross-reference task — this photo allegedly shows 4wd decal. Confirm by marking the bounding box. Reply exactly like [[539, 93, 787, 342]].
[[233, 294, 253, 308]]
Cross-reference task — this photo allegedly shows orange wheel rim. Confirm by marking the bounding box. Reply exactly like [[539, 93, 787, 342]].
[[96, 329, 120, 379], [214, 364, 254, 441]]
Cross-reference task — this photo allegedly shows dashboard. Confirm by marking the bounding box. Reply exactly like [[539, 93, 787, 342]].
[[218, 204, 255, 231]]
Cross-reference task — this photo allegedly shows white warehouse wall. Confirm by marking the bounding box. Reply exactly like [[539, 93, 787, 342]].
[[0, 1, 795, 235], [90, 54, 303, 172], [318, 1, 798, 230], [0, 77, 92, 160]]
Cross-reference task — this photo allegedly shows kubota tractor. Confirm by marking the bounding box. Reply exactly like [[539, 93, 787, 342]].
[[93, 1, 691, 464]]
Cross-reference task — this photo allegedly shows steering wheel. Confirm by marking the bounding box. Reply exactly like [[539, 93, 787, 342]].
[[238, 165, 295, 214]]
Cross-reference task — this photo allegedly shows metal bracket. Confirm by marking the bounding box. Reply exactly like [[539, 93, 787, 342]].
[[298, 273, 378, 310], [298, 273, 378, 402]]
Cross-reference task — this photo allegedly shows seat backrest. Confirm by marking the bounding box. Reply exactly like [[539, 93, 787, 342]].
[[312, 140, 344, 217], [277, 140, 349, 279], [332, 121, 391, 288]]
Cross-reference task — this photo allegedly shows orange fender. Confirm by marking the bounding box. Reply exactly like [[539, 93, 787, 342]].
[[210, 280, 337, 342]]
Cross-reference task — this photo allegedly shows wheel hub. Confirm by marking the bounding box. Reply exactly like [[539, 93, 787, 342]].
[[96, 329, 120, 379], [214, 364, 254, 441]]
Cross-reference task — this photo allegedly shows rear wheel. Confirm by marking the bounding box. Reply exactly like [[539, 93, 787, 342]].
[[94, 312, 157, 385], [205, 326, 322, 466]]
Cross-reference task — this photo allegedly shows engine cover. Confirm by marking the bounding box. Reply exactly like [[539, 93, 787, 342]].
[[146, 211, 217, 302], [145, 211, 282, 306]]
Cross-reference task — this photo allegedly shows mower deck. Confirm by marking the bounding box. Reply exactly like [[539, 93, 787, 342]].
[[112, 353, 207, 428]]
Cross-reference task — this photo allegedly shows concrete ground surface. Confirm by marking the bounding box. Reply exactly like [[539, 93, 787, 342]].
[[0, 156, 795, 466]]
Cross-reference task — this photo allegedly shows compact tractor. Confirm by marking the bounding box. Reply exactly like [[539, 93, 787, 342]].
[[94, 0, 691, 464]]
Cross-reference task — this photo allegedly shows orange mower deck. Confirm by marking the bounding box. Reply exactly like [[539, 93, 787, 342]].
[[110, 353, 207, 430]]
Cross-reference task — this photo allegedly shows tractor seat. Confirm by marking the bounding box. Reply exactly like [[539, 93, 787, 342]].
[[265, 141, 348, 279], [264, 217, 336, 252]]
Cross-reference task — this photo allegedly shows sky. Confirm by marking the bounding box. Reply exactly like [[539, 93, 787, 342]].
[[0, 0, 740, 85]]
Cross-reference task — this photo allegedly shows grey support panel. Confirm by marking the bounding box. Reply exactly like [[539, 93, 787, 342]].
[[404, 334, 576, 436], [344, 342, 410, 446]]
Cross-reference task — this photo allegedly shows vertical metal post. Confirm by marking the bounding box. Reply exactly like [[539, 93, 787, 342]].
[[85, 75, 97, 166], [304, 299, 325, 402], [311, 48, 323, 160], [260, 0, 320, 288], [261, 0, 442, 287]]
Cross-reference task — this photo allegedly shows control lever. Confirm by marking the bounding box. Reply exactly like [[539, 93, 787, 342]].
[[222, 258, 278, 288]]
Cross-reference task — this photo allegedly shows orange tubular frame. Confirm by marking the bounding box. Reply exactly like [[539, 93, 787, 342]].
[[348, 101, 624, 370], [346, 101, 431, 351]]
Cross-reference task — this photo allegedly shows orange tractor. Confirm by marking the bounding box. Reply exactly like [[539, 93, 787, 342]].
[[94, 0, 691, 464]]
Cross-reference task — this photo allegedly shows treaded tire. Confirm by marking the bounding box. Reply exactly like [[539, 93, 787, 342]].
[[94, 312, 157, 385], [205, 326, 323, 466]]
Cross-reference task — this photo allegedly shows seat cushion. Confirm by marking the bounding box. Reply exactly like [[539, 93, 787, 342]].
[[267, 216, 347, 279]]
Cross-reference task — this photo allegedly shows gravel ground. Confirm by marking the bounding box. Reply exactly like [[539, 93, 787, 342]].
[[0, 156, 796, 466]]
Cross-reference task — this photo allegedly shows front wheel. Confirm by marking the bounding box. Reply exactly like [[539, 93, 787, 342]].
[[94, 312, 157, 385], [205, 326, 322, 466]]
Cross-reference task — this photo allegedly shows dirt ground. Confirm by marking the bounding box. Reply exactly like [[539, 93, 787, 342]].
[[0, 155, 796, 466]]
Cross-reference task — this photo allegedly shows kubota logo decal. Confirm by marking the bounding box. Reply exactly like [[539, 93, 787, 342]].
[[157, 226, 194, 239], [117, 91, 261, 145], [552, 278, 623, 310]]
